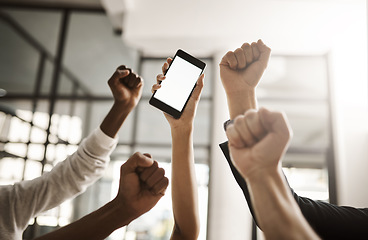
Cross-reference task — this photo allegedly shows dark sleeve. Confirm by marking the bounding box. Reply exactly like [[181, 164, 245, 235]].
[[220, 141, 368, 240]]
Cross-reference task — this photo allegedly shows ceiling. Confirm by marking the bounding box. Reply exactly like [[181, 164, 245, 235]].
[[0, 0, 366, 56], [121, 0, 366, 56], [0, 0, 365, 98]]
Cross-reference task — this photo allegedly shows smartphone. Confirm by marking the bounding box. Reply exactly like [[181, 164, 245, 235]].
[[149, 49, 206, 119]]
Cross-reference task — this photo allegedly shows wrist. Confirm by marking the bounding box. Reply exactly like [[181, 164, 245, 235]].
[[245, 165, 282, 185], [112, 101, 135, 114], [171, 125, 193, 136], [108, 198, 134, 228], [227, 89, 257, 119]]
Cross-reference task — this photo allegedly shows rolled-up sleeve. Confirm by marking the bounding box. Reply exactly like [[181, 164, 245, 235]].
[[0, 127, 118, 236]]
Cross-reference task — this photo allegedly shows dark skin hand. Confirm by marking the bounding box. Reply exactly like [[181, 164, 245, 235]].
[[100, 65, 143, 138]]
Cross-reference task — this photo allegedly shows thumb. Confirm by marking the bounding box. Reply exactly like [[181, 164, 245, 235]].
[[191, 74, 205, 101], [256, 39, 271, 67], [121, 152, 154, 175], [259, 108, 292, 142]]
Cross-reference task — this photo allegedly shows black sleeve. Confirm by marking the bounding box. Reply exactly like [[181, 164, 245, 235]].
[[220, 141, 368, 240]]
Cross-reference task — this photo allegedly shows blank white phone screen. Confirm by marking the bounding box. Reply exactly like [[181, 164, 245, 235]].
[[155, 56, 202, 111]]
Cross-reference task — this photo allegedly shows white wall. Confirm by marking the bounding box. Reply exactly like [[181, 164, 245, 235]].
[[328, 3, 368, 207], [207, 52, 253, 240]]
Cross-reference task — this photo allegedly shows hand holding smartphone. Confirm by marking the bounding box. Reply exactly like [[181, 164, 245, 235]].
[[149, 49, 206, 119]]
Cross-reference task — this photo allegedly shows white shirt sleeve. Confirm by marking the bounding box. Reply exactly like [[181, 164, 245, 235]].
[[0, 127, 117, 239]]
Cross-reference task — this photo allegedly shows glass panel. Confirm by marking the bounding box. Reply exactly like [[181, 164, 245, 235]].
[[0, 19, 39, 95], [45, 144, 56, 162], [0, 157, 24, 184], [33, 111, 50, 130], [30, 127, 47, 143], [4, 143, 27, 158], [110, 145, 131, 161], [24, 160, 42, 180], [64, 12, 139, 96], [56, 72, 74, 95], [259, 55, 328, 100], [8, 117, 30, 143], [34, 100, 50, 116], [40, 60, 54, 95], [0, 100, 33, 113], [200, 58, 213, 98], [193, 100, 211, 145], [132, 147, 172, 162], [27, 144, 45, 161], [283, 167, 329, 201], [4, 9, 61, 55], [136, 100, 171, 144], [283, 153, 326, 169]]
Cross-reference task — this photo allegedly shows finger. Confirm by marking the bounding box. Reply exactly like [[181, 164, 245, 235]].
[[136, 153, 152, 173], [243, 109, 267, 141], [120, 71, 143, 89], [191, 74, 205, 101], [121, 152, 154, 175], [127, 73, 139, 88], [150, 176, 169, 196], [133, 75, 143, 89], [233, 114, 257, 147], [226, 124, 246, 148], [151, 84, 161, 93], [234, 48, 246, 69], [162, 58, 173, 74], [220, 51, 238, 69], [145, 167, 166, 189], [143, 153, 152, 158], [259, 108, 292, 140], [251, 42, 260, 60], [156, 74, 166, 83], [108, 67, 130, 88], [256, 39, 271, 67], [241, 43, 253, 65], [139, 161, 159, 182]]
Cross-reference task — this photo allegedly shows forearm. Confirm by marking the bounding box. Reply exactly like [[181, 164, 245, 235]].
[[247, 167, 320, 240], [170, 127, 199, 239], [100, 102, 132, 138], [227, 89, 257, 119], [34, 200, 130, 240]]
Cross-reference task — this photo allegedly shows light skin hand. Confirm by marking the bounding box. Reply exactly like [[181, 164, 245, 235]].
[[225, 109, 321, 239], [151, 58, 203, 239], [219, 40, 271, 119], [151, 57, 205, 130], [226, 108, 292, 180], [112, 152, 169, 225]]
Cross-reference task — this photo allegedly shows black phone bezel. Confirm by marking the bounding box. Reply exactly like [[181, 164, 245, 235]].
[[149, 49, 206, 119]]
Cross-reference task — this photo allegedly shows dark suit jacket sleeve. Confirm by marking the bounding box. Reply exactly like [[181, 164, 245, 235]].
[[220, 141, 368, 240]]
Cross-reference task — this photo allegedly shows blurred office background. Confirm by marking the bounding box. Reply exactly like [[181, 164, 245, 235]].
[[0, 0, 367, 239]]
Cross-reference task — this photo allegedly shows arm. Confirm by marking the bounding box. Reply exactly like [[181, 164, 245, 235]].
[[100, 65, 143, 138], [0, 66, 143, 234], [34, 152, 169, 240], [226, 108, 320, 240], [219, 39, 271, 119], [221, 141, 368, 240], [152, 59, 204, 240]]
